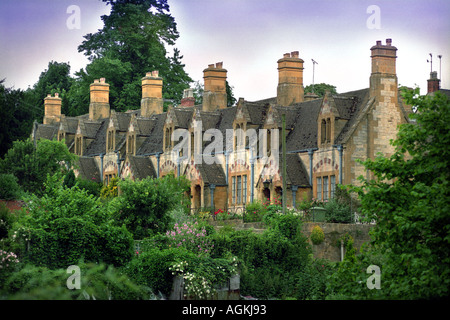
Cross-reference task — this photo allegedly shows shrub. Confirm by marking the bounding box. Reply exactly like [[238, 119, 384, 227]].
[[76, 177, 102, 197], [0, 173, 22, 200], [4, 262, 151, 300], [113, 174, 190, 239], [165, 220, 214, 255], [16, 175, 134, 269], [324, 198, 352, 223], [100, 177, 119, 199], [124, 247, 196, 297], [310, 225, 325, 245], [244, 201, 265, 222]]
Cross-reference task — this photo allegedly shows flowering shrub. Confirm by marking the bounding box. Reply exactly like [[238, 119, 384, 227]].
[[165, 221, 214, 255], [214, 209, 242, 221], [170, 255, 239, 300], [0, 249, 19, 270]]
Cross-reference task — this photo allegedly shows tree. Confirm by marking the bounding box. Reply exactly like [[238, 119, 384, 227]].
[[0, 81, 36, 157], [28, 61, 73, 117], [77, 0, 192, 110], [0, 139, 77, 195], [328, 88, 450, 299], [304, 83, 337, 97]]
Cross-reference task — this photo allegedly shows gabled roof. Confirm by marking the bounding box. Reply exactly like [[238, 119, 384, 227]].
[[84, 119, 107, 156], [128, 156, 157, 180], [136, 113, 167, 155], [285, 153, 311, 187], [34, 123, 58, 141], [285, 99, 323, 151], [196, 163, 227, 186], [77, 156, 100, 182]]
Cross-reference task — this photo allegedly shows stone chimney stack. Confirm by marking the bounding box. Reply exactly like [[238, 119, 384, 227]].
[[427, 71, 440, 94], [277, 51, 304, 106], [369, 39, 398, 99], [89, 78, 110, 121], [141, 70, 163, 117], [43, 93, 62, 124], [202, 62, 227, 112], [180, 88, 195, 107]]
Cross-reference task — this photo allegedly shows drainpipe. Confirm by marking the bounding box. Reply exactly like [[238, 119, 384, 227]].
[[337, 145, 343, 185], [100, 153, 105, 183], [116, 151, 121, 178], [307, 149, 314, 186], [291, 185, 298, 208], [210, 184, 216, 213], [250, 148, 255, 203], [156, 153, 161, 178]]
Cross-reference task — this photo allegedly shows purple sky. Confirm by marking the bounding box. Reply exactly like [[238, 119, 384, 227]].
[[1, 0, 449, 100]]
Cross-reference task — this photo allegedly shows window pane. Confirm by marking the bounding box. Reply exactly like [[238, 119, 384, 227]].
[[237, 176, 242, 204], [323, 176, 329, 200], [317, 177, 322, 201], [330, 175, 336, 198], [232, 176, 236, 205]]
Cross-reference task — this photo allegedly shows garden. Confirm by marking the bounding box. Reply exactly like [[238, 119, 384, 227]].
[[0, 167, 336, 300]]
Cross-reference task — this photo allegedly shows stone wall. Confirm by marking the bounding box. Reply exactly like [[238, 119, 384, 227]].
[[302, 222, 374, 261]]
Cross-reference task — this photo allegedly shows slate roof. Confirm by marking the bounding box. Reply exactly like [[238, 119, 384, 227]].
[[35, 123, 58, 140], [77, 156, 100, 182], [285, 153, 311, 187], [128, 156, 156, 180], [136, 113, 167, 155], [196, 163, 227, 186], [84, 119, 108, 156], [284, 99, 322, 151]]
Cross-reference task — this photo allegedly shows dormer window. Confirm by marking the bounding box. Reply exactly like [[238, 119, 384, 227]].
[[107, 129, 115, 152], [320, 118, 332, 145], [165, 127, 173, 151], [127, 134, 135, 155], [75, 136, 83, 156]]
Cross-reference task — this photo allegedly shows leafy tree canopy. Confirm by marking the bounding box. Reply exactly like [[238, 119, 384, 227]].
[[0, 138, 77, 195], [304, 83, 337, 97], [76, 0, 192, 111]]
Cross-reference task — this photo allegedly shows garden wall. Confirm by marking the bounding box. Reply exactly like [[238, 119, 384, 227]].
[[211, 220, 375, 262], [302, 222, 374, 261]]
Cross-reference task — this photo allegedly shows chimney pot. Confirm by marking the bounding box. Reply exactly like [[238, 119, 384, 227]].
[[291, 51, 299, 58], [208, 64, 215, 68], [376, 40, 382, 46], [386, 38, 392, 46], [283, 53, 291, 58], [216, 62, 223, 69], [55, 93, 59, 98], [152, 70, 159, 77], [146, 72, 152, 77], [100, 78, 106, 83]]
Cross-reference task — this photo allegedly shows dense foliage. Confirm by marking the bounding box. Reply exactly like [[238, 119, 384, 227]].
[[112, 174, 190, 239], [0, 139, 77, 195]]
